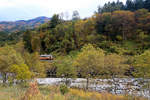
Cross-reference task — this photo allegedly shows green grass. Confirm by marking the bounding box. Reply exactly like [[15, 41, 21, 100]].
[[0, 85, 26, 100]]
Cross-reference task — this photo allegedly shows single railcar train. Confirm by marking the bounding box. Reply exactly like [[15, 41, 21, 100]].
[[40, 55, 53, 61]]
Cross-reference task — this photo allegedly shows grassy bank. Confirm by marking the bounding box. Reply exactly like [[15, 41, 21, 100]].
[[0, 83, 147, 100]]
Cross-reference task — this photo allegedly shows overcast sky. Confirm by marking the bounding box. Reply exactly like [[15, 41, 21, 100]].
[[0, 0, 126, 21]]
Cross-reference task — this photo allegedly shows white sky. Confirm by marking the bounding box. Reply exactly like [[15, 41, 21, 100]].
[[0, 0, 126, 21]]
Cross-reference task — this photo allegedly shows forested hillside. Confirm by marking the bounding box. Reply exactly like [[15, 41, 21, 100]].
[[20, 0, 150, 79], [23, 10, 150, 55], [1, 0, 150, 55], [1, 0, 150, 83], [1, 0, 150, 99]]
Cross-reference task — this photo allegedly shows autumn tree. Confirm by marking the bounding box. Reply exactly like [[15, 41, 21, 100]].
[[104, 54, 129, 78], [0, 45, 24, 83], [135, 9, 150, 33], [31, 33, 41, 52], [104, 53, 129, 94], [10, 64, 32, 81], [132, 50, 150, 91], [23, 52, 46, 78], [13, 42, 25, 55], [42, 22, 76, 54], [73, 44, 105, 89], [74, 17, 99, 46], [111, 11, 135, 40], [23, 30, 42, 53], [132, 50, 150, 78], [55, 56, 77, 85], [95, 10, 135, 40]]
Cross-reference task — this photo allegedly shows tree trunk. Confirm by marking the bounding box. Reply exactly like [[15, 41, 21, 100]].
[[122, 23, 126, 40], [86, 78, 89, 90], [72, 22, 78, 49], [65, 78, 68, 86], [112, 75, 117, 94], [2, 73, 7, 84]]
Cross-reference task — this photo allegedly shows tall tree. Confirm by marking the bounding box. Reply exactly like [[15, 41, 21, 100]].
[[144, 0, 150, 11], [95, 12, 113, 40], [126, 0, 135, 11], [104, 54, 129, 78], [97, 1, 124, 13], [0, 45, 24, 83], [49, 14, 61, 29], [55, 56, 77, 85], [23, 30, 33, 53], [132, 50, 150, 78], [104, 54, 129, 94], [31, 34, 41, 52], [24, 52, 46, 77], [10, 64, 32, 81], [95, 10, 135, 40], [134, 0, 144, 10], [135, 9, 150, 33], [111, 11, 135, 40], [73, 44, 105, 89]]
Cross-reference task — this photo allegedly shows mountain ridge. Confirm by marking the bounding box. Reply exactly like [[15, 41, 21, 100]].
[[0, 16, 50, 33]]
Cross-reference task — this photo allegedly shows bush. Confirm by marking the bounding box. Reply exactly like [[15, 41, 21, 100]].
[[59, 84, 69, 95], [22, 82, 40, 100]]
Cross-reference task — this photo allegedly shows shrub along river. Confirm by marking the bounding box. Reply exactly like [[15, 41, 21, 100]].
[[37, 78, 150, 98]]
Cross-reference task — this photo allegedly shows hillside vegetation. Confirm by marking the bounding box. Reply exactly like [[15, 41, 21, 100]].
[[0, 0, 150, 80], [0, 0, 150, 99]]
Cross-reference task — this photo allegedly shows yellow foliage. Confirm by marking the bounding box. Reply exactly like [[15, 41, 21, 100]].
[[69, 88, 145, 100], [10, 64, 32, 80], [73, 44, 105, 77], [104, 53, 129, 77]]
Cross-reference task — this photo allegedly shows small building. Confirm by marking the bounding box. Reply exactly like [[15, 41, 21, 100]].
[[40, 54, 53, 61]]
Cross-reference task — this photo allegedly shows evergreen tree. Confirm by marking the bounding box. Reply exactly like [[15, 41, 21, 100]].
[[134, 0, 144, 10], [144, 0, 150, 11], [97, 0, 124, 13], [49, 14, 61, 29], [126, 0, 135, 11], [23, 30, 33, 53]]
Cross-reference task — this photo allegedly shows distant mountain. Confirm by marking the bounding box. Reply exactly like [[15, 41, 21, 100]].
[[0, 16, 50, 33]]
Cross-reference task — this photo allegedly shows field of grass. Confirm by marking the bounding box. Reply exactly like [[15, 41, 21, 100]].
[[0, 85, 26, 100], [0, 82, 148, 100]]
